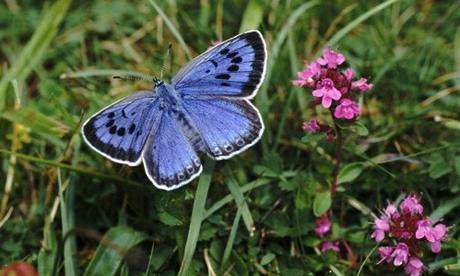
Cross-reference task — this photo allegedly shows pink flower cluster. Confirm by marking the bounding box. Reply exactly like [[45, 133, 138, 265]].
[[293, 48, 372, 125], [372, 194, 448, 276], [315, 213, 340, 253]]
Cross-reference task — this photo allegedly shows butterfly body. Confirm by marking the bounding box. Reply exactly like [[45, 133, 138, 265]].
[[82, 30, 267, 190]]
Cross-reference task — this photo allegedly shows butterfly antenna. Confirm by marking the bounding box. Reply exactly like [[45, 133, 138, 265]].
[[113, 74, 155, 82], [160, 43, 172, 79]]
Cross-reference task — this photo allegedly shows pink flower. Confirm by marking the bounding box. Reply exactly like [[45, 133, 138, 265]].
[[384, 204, 398, 218], [315, 214, 331, 237], [374, 194, 448, 275], [371, 216, 390, 242], [302, 119, 320, 133], [391, 243, 409, 266], [343, 68, 355, 80], [292, 62, 321, 87], [400, 195, 424, 215], [317, 48, 345, 69], [334, 99, 360, 120], [415, 220, 447, 253], [415, 219, 433, 240], [404, 257, 424, 276], [351, 77, 373, 92], [377, 246, 394, 264], [320, 241, 340, 252], [312, 78, 342, 108]]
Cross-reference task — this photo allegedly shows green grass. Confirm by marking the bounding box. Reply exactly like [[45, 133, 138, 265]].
[[1, 0, 460, 275]]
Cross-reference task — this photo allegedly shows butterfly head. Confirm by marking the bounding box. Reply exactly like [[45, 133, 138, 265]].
[[153, 78, 164, 88]]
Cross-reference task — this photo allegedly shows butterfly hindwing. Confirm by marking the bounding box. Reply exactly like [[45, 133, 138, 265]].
[[143, 109, 202, 190], [181, 97, 264, 160], [172, 30, 266, 98], [82, 91, 160, 165]]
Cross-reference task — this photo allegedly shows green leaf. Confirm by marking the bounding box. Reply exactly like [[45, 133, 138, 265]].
[[313, 191, 331, 217], [260, 253, 276, 266], [428, 153, 452, 179], [84, 226, 148, 276], [455, 156, 460, 175], [337, 162, 363, 184], [158, 211, 183, 226], [430, 195, 460, 221], [346, 122, 369, 136]]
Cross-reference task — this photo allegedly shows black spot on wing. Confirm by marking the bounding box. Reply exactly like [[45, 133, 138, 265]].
[[129, 123, 136, 134], [219, 48, 229, 55], [210, 60, 218, 67], [231, 57, 242, 63], [215, 74, 231, 80], [105, 120, 115, 128], [109, 126, 117, 134], [107, 112, 115, 118], [226, 52, 238, 58], [117, 127, 125, 136], [227, 65, 239, 72]]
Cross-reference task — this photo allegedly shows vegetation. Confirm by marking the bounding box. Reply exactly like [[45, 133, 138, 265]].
[[0, 0, 459, 275]]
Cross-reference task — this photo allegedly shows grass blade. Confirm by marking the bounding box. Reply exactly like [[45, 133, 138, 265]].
[[239, 0, 264, 32], [0, 0, 71, 111], [224, 167, 255, 234], [256, 0, 319, 118], [83, 226, 148, 276], [203, 178, 271, 220], [57, 169, 78, 276], [0, 148, 148, 191], [178, 159, 216, 276], [221, 207, 242, 269], [256, 1, 319, 154], [148, 0, 192, 60], [430, 195, 460, 221], [324, 0, 400, 47]]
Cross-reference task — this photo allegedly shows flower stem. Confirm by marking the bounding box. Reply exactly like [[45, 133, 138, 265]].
[[330, 118, 343, 194]]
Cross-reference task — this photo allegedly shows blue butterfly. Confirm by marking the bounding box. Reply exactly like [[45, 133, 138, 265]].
[[81, 30, 267, 190]]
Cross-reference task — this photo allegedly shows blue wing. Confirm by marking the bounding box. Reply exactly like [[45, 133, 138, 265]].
[[143, 109, 202, 190], [181, 97, 264, 159], [81, 91, 160, 165], [172, 30, 266, 99]]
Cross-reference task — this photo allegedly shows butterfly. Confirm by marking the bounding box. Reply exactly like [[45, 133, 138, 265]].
[[81, 30, 267, 190]]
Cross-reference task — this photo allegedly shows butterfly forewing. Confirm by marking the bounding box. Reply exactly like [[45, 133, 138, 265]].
[[172, 31, 266, 98], [82, 91, 160, 165]]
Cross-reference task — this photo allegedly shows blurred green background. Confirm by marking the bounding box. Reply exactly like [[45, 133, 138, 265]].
[[1, 0, 459, 275]]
